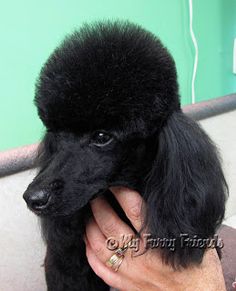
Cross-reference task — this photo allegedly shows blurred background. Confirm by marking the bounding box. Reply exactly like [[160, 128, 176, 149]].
[[0, 0, 236, 151]]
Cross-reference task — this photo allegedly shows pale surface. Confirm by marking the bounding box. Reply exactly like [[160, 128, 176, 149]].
[[0, 169, 46, 291]]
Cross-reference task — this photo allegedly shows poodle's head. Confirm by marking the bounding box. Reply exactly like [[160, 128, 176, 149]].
[[23, 20, 227, 267], [23, 20, 179, 216]]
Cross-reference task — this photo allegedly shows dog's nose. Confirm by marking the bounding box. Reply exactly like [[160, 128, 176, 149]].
[[23, 189, 51, 211]]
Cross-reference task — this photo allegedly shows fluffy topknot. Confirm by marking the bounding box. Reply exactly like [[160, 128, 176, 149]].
[[35, 20, 180, 136]]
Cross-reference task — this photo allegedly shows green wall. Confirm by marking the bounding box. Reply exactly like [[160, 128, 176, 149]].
[[194, 0, 236, 101], [0, 0, 235, 151]]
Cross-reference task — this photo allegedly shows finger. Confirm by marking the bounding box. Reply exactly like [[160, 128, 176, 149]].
[[85, 217, 114, 261], [85, 219, 131, 272], [90, 196, 134, 239], [110, 187, 145, 232], [85, 239, 126, 290]]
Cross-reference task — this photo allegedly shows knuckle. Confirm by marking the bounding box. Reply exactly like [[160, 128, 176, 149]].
[[103, 220, 117, 235], [127, 203, 141, 220], [90, 240, 104, 255]]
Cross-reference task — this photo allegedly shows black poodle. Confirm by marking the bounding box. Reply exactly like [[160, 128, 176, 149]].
[[23, 20, 227, 291]]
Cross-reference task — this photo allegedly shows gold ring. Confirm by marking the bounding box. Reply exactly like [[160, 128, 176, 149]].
[[106, 241, 132, 272], [112, 255, 124, 272], [106, 254, 124, 272]]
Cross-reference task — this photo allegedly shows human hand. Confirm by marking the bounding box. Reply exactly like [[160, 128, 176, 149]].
[[85, 187, 226, 291]]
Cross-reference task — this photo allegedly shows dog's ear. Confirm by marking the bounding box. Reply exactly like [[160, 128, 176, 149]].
[[143, 110, 227, 268]]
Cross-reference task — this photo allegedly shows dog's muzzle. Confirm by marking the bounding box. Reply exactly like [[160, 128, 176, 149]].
[[23, 189, 51, 212], [23, 180, 64, 213]]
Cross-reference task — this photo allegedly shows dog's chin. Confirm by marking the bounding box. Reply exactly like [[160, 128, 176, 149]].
[[31, 188, 107, 217]]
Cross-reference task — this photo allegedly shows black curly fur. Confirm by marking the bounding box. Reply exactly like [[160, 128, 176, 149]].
[[23, 20, 227, 291]]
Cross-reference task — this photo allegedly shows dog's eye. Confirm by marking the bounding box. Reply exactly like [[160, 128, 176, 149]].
[[92, 132, 113, 147]]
